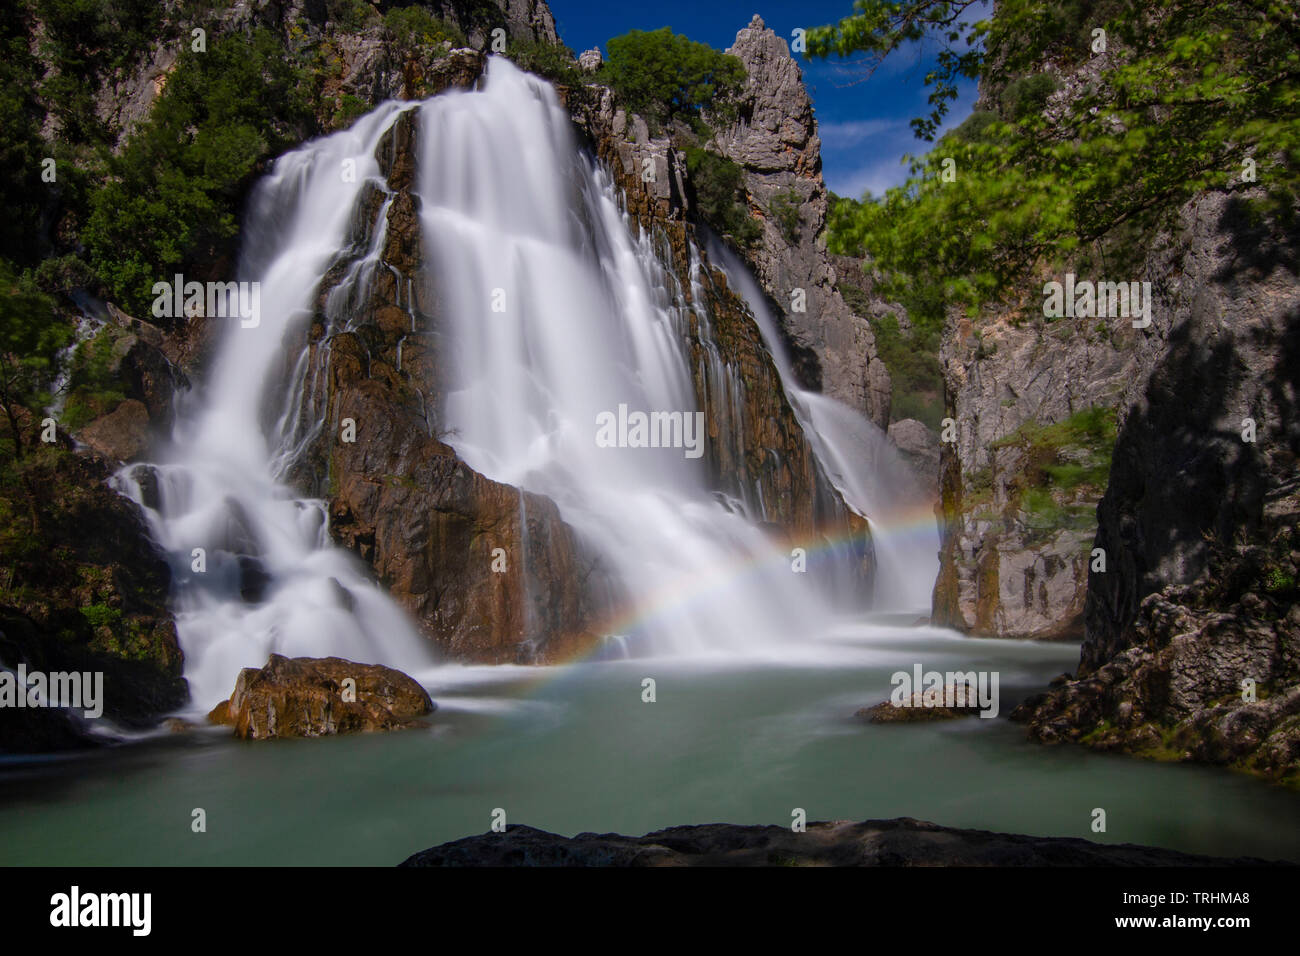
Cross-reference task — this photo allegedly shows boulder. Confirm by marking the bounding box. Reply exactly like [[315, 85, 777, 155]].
[[857, 683, 982, 722], [207, 654, 434, 740], [76, 399, 151, 462], [399, 818, 1283, 867]]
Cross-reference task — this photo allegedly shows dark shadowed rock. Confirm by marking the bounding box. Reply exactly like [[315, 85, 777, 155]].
[[399, 818, 1285, 867], [207, 654, 434, 740]]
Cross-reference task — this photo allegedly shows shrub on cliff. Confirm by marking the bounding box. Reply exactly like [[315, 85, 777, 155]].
[[383, 5, 465, 49], [602, 28, 745, 129], [683, 147, 761, 247], [507, 37, 584, 86], [34, 0, 165, 143]]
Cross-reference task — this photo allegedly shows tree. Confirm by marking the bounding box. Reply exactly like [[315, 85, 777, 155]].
[[0, 261, 70, 460], [82, 27, 314, 314], [807, 0, 1300, 318], [603, 28, 746, 129]]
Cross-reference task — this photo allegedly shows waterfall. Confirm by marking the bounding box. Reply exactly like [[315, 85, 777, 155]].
[[116, 57, 936, 709], [416, 58, 907, 654], [115, 103, 435, 709], [705, 240, 940, 613]]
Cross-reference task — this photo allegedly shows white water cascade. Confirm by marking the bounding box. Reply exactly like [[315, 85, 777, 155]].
[[706, 240, 940, 613], [418, 59, 932, 652], [115, 103, 435, 709], [419, 60, 838, 657], [117, 57, 937, 709]]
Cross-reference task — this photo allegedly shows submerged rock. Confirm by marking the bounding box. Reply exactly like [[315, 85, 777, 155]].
[[399, 818, 1284, 867], [857, 683, 982, 722], [207, 654, 434, 740]]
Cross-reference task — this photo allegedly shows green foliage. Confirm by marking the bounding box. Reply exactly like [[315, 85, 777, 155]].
[[327, 0, 378, 32], [866, 312, 944, 428], [809, 0, 1300, 322], [767, 189, 803, 243], [383, 5, 465, 48], [1264, 566, 1297, 595], [995, 405, 1117, 494], [683, 147, 761, 246], [0, 5, 51, 265], [60, 325, 127, 432], [83, 28, 315, 314], [999, 73, 1058, 120], [507, 37, 584, 86], [332, 93, 372, 130], [602, 28, 746, 128], [80, 602, 123, 630], [0, 260, 72, 458], [35, 0, 168, 143]]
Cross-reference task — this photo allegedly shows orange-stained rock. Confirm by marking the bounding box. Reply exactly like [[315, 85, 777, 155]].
[[207, 654, 434, 740]]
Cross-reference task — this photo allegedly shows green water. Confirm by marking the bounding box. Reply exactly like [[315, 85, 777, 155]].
[[2, 622, 1297, 866]]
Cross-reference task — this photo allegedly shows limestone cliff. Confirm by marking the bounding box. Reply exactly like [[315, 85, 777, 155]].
[[1013, 191, 1300, 784], [712, 16, 892, 430]]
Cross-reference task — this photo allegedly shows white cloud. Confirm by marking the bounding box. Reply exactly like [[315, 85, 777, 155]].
[[817, 118, 902, 149], [826, 155, 913, 200]]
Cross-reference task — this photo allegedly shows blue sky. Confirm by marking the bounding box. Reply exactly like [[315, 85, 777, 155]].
[[545, 0, 984, 199]]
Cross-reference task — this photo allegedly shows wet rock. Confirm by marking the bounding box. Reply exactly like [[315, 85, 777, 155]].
[[563, 79, 875, 578], [207, 654, 434, 740], [857, 683, 983, 722], [399, 818, 1284, 867], [285, 108, 620, 663], [0, 451, 187, 752]]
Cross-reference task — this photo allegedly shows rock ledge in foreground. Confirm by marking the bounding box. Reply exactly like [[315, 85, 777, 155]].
[[207, 654, 433, 740], [399, 818, 1287, 867]]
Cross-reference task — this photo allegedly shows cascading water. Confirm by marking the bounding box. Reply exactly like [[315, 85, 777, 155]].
[[705, 240, 940, 613], [417, 59, 835, 656], [116, 57, 937, 709], [416, 58, 928, 653], [115, 103, 434, 709]]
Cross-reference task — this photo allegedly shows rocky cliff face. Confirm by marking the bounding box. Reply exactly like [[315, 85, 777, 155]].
[[0, 446, 187, 752], [90, 0, 560, 149], [562, 85, 871, 560], [711, 16, 892, 430], [933, 309, 1135, 639], [931, 30, 1300, 782], [1013, 190, 1300, 784]]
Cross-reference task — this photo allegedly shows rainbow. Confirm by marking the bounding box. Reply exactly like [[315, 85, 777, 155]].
[[535, 502, 941, 667]]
